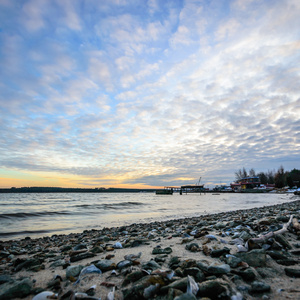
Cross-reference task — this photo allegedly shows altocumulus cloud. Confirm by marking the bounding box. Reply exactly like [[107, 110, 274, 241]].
[[0, 0, 299, 188]]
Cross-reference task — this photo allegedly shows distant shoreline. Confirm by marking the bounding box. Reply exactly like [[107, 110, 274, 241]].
[[0, 187, 157, 193]]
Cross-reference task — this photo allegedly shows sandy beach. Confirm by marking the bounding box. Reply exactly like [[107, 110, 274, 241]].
[[0, 199, 300, 300]]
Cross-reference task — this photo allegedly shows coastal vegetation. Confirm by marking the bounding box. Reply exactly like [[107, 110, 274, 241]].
[[235, 167, 300, 188]]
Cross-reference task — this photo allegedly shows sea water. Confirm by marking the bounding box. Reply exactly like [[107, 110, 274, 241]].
[[0, 192, 297, 240]]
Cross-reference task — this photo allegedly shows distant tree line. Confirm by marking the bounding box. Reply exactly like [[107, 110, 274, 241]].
[[0, 187, 157, 193], [235, 166, 300, 188]]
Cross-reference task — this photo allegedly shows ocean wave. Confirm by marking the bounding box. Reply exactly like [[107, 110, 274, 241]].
[[0, 211, 71, 219], [74, 201, 144, 209], [0, 226, 75, 238]]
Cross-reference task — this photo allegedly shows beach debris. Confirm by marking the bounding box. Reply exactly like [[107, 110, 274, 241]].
[[75, 264, 102, 284], [32, 291, 58, 300], [106, 286, 115, 300]]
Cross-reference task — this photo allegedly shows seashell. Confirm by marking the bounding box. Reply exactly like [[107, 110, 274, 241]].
[[75, 264, 102, 284], [107, 286, 115, 300], [205, 234, 218, 240], [187, 275, 199, 296], [32, 291, 58, 300], [143, 283, 160, 299], [113, 242, 123, 249], [237, 245, 248, 252]]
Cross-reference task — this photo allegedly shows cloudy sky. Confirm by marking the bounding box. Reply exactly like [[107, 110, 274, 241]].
[[0, 0, 299, 189]]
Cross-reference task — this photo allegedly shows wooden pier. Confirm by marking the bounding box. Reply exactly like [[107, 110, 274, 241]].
[[160, 185, 206, 195]]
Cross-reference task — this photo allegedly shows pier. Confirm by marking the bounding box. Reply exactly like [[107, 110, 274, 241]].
[[161, 185, 206, 195]]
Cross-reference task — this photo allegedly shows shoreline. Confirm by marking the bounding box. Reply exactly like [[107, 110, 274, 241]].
[[0, 200, 300, 299]]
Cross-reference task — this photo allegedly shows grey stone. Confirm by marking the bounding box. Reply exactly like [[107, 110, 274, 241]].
[[14, 258, 41, 272], [49, 259, 65, 268], [60, 245, 72, 252], [266, 250, 290, 260], [73, 243, 87, 251], [239, 231, 252, 241], [122, 270, 145, 286], [162, 277, 188, 292], [69, 252, 95, 262], [95, 259, 116, 271], [211, 247, 230, 257], [183, 267, 205, 282], [232, 267, 257, 281], [0, 275, 13, 285], [185, 243, 200, 252], [0, 278, 33, 300], [225, 255, 242, 268], [284, 267, 300, 277], [275, 234, 292, 249], [174, 293, 197, 300], [142, 260, 161, 271], [117, 260, 133, 270], [66, 265, 84, 278], [207, 263, 230, 275], [198, 279, 230, 298], [250, 281, 271, 293], [235, 249, 266, 267]]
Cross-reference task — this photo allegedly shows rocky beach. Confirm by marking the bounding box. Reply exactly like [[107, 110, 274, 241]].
[[0, 199, 300, 300]]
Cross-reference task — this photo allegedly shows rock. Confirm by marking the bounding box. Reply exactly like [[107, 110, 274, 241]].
[[214, 222, 226, 229], [239, 231, 252, 241], [231, 267, 257, 281], [69, 252, 95, 262], [0, 278, 33, 299], [211, 247, 230, 257], [185, 243, 200, 252], [183, 268, 206, 282], [198, 279, 231, 298], [284, 267, 300, 277], [275, 234, 292, 249], [60, 245, 72, 252], [266, 250, 290, 260], [122, 270, 145, 286], [142, 260, 161, 271], [174, 293, 197, 300], [0, 275, 13, 284], [90, 246, 104, 253], [14, 258, 41, 271], [49, 259, 66, 268], [66, 265, 84, 278], [256, 267, 277, 278], [207, 263, 230, 275], [225, 255, 242, 268], [235, 249, 266, 267], [169, 256, 181, 269], [73, 243, 87, 251], [0, 250, 10, 258], [95, 259, 116, 272], [196, 260, 209, 273], [117, 260, 133, 270], [162, 277, 189, 292], [122, 275, 153, 300], [276, 259, 298, 266], [250, 281, 271, 293], [152, 247, 172, 254]]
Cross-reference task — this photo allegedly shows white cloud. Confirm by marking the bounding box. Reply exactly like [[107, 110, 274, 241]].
[[22, 0, 46, 31]]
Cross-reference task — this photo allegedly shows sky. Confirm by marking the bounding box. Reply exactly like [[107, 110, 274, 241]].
[[0, 0, 299, 189]]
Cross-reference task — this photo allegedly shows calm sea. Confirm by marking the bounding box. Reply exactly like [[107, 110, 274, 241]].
[[0, 192, 297, 241]]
